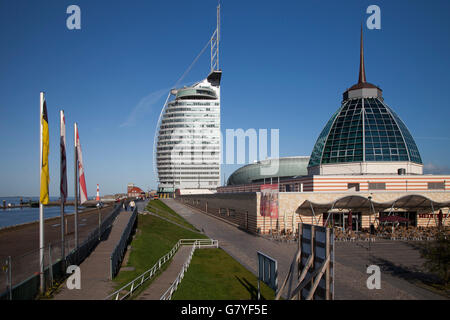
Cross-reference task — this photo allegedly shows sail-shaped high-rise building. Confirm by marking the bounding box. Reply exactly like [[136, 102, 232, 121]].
[[156, 5, 222, 195]]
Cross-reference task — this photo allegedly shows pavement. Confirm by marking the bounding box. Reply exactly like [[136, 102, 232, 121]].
[[0, 205, 116, 290], [162, 199, 447, 300], [53, 210, 134, 300], [137, 245, 193, 300]]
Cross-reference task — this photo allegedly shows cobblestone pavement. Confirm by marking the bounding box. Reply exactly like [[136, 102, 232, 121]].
[[163, 199, 446, 300]]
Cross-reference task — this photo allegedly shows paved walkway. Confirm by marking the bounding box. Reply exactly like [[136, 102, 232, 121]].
[[162, 199, 446, 300], [137, 245, 192, 300], [0, 205, 115, 289], [53, 210, 134, 300]]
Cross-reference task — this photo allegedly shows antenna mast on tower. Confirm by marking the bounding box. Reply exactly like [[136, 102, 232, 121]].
[[211, 3, 220, 72]]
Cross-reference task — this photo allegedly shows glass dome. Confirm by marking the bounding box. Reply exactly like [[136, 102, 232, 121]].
[[308, 26, 422, 170], [308, 97, 422, 167]]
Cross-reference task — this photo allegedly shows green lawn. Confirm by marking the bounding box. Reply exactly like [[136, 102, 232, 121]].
[[146, 200, 198, 232], [112, 213, 207, 297], [172, 248, 276, 300]]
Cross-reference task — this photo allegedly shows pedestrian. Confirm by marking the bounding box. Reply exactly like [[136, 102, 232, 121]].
[[370, 223, 375, 235], [130, 200, 135, 211]]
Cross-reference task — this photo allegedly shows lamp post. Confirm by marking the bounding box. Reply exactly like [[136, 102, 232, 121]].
[[97, 202, 103, 241]]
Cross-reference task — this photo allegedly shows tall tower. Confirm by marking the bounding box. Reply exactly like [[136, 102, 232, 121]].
[[156, 5, 222, 194]]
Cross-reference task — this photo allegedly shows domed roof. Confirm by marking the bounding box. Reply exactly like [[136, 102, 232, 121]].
[[308, 97, 422, 167], [227, 156, 310, 185], [308, 27, 422, 169]]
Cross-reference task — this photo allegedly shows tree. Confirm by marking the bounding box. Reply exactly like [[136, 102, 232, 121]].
[[420, 231, 450, 285]]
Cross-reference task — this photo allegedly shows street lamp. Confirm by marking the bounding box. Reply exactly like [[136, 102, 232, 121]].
[[96, 202, 104, 241]]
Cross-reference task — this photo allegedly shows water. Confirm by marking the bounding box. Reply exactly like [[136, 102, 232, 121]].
[[0, 196, 80, 230]]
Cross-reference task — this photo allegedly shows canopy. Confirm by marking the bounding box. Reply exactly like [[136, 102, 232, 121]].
[[378, 216, 409, 223], [297, 194, 450, 215]]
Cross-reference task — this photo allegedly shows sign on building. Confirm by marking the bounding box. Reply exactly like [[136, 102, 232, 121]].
[[260, 184, 279, 218]]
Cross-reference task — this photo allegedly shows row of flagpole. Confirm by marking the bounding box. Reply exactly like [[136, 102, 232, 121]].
[[39, 91, 89, 294]]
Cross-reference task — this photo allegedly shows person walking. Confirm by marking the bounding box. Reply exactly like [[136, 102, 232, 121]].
[[130, 200, 135, 212]]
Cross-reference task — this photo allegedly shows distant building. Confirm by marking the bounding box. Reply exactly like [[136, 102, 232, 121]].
[[156, 7, 221, 195], [180, 28, 450, 234], [127, 183, 144, 198]]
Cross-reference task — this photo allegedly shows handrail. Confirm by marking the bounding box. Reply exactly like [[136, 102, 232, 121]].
[[104, 238, 217, 300], [110, 207, 138, 279], [160, 239, 219, 300]]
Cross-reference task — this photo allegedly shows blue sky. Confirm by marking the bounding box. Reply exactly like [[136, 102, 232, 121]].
[[1, 0, 449, 197]]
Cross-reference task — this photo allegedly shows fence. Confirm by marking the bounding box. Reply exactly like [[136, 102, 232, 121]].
[[160, 239, 219, 300], [110, 206, 138, 279], [105, 239, 218, 300], [178, 197, 256, 232], [0, 202, 122, 300]]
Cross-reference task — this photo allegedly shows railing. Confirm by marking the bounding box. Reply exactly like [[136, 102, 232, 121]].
[[110, 207, 138, 279], [160, 239, 219, 300], [66, 203, 122, 268], [104, 238, 218, 300], [0, 202, 123, 300]]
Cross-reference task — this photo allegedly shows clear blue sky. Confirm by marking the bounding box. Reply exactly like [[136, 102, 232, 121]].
[[1, 0, 450, 197]]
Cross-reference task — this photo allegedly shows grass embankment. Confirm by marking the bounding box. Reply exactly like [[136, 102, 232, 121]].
[[114, 200, 276, 300], [146, 199, 198, 232], [172, 249, 276, 300], [112, 213, 207, 297]]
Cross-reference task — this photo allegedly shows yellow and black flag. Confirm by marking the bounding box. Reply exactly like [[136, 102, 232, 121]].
[[40, 93, 50, 205]]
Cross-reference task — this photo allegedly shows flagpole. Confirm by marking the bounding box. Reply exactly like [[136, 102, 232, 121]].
[[74, 123, 78, 249], [39, 92, 45, 294], [60, 110, 65, 261]]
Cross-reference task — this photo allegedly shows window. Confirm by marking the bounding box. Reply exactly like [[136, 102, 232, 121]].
[[428, 182, 445, 190], [347, 183, 360, 191], [368, 182, 386, 190]]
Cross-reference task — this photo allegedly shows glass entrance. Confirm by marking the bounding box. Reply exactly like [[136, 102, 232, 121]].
[[323, 212, 362, 231]]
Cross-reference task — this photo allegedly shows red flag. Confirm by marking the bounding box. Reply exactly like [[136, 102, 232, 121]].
[[76, 126, 88, 204]]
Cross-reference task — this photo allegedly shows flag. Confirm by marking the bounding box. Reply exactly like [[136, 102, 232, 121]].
[[60, 111, 68, 203], [75, 125, 88, 204], [40, 96, 50, 205]]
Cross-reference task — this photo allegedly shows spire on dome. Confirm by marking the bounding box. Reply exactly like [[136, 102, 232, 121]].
[[358, 24, 366, 84]]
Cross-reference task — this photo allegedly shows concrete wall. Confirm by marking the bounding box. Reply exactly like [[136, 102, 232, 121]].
[[179, 190, 450, 235], [178, 193, 259, 233]]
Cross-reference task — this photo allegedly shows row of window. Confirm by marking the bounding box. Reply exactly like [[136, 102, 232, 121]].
[[160, 176, 219, 180], [169, 101, 220, 107], [165, 113, 219, 118], [159, 129, 218, 135], [346, 182, 446, 191], [156, 146, 220, 151], [158, 135, 220, 141], [160, 124, 219, 129], [161, 118, 219, 124]]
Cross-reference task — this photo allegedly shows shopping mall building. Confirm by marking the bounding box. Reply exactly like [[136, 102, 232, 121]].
[[177, 30, 450, 234]]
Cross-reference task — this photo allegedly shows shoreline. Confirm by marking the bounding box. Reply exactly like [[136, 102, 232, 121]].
[[0, 204, 112, 234]]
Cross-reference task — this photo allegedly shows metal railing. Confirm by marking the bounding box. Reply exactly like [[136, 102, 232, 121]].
[[104, 238, 218, 300], [0, 202, 123, 300], [160, 239, 219, 300], [110, 207, 137, 279]]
